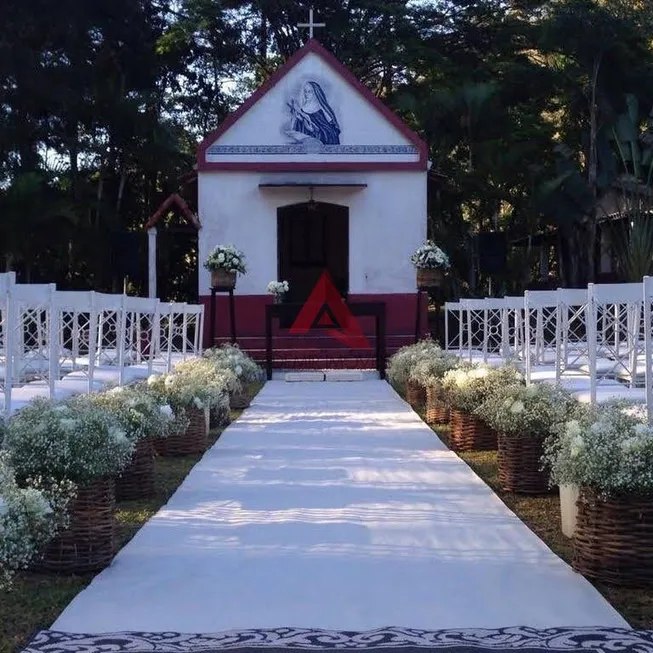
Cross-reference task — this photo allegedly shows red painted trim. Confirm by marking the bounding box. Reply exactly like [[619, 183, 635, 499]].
[[199, 161, 425, 172], [197, 39, 428, 172], [146, 193, 201, 230]]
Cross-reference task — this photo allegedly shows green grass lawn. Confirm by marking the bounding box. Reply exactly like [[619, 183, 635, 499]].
[[0, 410, 243, 653], [430, 424, 653, 629]]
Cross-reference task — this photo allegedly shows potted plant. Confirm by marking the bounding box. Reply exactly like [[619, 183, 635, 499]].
[[0, 454, 74, 588], [84, 386, 175, 500], [2, 398, 134, 573], [204, 344, 261, 410], [204, 244, 246, 289], [411, 240, 450, 289], [545, 402, 653, 586], [478, 382, 577, 494], [267, 280, 290, 304], [409, 353, 459, 425], [442, 365, 523, 451], [386, 339, 443, 408]]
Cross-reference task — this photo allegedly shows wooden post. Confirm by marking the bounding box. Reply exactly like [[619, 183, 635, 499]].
[[148, 227, 157, 298]]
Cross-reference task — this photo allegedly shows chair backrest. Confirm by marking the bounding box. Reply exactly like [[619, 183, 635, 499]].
[[444, 302, 462, 353]]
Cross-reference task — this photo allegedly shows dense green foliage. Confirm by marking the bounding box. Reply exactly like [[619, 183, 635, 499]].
[[3, 0, 653, 297]]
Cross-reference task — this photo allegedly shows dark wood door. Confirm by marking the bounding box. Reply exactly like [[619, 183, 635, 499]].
[[278, 202, 349, 309]]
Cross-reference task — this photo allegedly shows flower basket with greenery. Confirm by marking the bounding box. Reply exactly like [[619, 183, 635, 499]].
[[442, 365, 523, 451], [477, 383, 577, 494], [147, 360, 229, 456], [411, 241, 450, 288], [205, 344, 262, 410], [386, 339, 443, 403], [0, 454, 74, 589], [84, 386, 175, 500], [3, 398, 134, 573], [204, 244, 246, 288], [409, 353, 459, 425], [544, 402, 653, 586]]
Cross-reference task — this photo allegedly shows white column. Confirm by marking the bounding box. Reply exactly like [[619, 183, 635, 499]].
[[148, 228, 157, 298]]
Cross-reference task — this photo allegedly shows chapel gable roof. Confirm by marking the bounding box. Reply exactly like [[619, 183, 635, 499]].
[[197, 39, 428, 172]]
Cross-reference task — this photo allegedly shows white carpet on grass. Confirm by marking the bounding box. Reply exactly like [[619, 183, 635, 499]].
[[52, 380, 627, 633]]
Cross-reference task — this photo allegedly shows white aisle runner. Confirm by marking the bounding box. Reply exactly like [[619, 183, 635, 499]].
[[53, 381, 627, 633]]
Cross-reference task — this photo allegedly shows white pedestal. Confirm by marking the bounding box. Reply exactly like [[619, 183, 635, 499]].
[[560, 484, 580, 538]]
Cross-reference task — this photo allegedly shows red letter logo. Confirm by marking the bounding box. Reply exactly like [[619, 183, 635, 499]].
[[289, 271, 372, 349]]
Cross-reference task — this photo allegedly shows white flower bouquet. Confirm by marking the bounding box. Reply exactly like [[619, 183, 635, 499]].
[[267, 280, 289, 296], [544, 402, 653, 497], [205, 344, 261, 385], [0, 454, 75, 589], [203, 244, 247, 274], [81, 385, 175, 443], [3, 398, 134, 486], [386, 339, 444, 393], [476, 382, 578, 439], [410, 240, 451, 270], [442, 365, 523, 413]]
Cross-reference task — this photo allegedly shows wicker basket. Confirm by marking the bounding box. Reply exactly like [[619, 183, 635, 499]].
[[155, 407, 209, 457], [416, 268, 444, 289], [406, 379, 426, 409], [449, 408, 497, 451], [230, 388, 250, 410], [573, 489, 653, 586], [210, 405, 230, 429], [34, 478, 116, 574], [497, 432, 549, 494], [425, 385, 449, 425], [211, 269, 236, 289], [116, 437, 155, 501]]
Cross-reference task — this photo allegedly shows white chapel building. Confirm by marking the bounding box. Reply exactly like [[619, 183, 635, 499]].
[[197, 39, 429, 355]]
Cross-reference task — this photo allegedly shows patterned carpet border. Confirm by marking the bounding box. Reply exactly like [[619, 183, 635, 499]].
[[23, 627, 653, 653]]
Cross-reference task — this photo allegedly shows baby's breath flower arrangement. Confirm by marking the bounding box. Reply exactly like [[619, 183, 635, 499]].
[[204, 244, 246, 274], [386, 339, 444, 393], [267, 280, 289, 296], [0, 454, 74, 589], [80, 385, 175, 443], [476, 382, 578, 440], [544, 402, 653, 498], [205, 344, 261, 385], [442, 365, 523, 413], [409, 352, 459, 388], [2, 398, 134, 486], [147, 359, 229, 415]]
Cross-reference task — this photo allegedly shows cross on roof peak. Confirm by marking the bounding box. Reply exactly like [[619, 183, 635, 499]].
[[297, 7, 325, 40]]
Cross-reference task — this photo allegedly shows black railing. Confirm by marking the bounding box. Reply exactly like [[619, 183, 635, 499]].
[[265, 301, 387, 380]]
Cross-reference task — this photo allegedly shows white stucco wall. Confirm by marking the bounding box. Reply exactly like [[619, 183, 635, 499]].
[[198, 170, 427, 296]]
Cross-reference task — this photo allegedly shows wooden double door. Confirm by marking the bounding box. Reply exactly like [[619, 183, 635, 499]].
[[277, 202, 349, 309]]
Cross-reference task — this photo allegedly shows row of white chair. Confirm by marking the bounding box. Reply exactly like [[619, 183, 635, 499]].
[[0, 272, 205, 416], [444, 279, 653, 418]]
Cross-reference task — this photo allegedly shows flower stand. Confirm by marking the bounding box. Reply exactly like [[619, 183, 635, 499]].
[[497, 432, 549, 494], [425, 385, 449, 425], [573, 489, 653, 586], [116, 437, 155, 501], [34, 478, 116, 574], [450, 409, 497, 451], [155, 407, 209, 457], [211, 269, 236, 289], [406, 379, 426, 409], [560, 484, 580, 538]]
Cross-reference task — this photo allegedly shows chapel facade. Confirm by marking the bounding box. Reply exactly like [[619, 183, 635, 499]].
[[197, 39, 429, 366]]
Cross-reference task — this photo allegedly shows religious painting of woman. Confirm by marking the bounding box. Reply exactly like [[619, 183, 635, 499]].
[[285, 81, 341, 145]]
